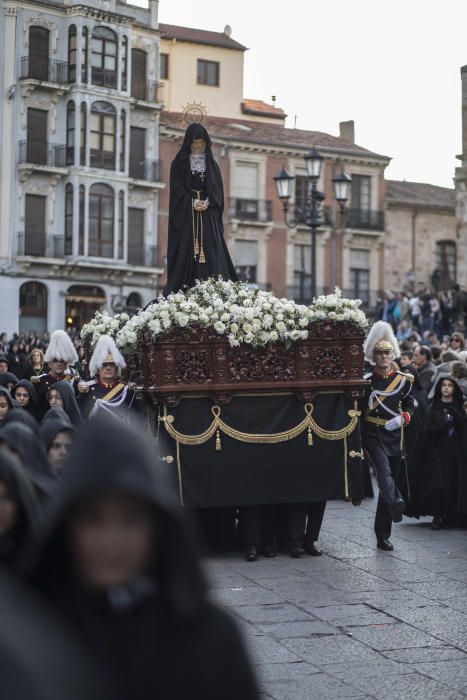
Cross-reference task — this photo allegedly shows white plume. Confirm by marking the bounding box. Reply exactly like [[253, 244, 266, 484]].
[[90, 335, 126, 378], [363, 320, 400, 364], [45, 330, 78, 364]]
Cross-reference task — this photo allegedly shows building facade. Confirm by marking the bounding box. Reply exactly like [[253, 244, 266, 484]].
[[454, 64, 467, 291], [385, 180, 461, 294], [0, 0, 163, 335]]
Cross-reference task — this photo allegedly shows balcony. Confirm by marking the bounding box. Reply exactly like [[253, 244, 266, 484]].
[[17, 232, 64, 258], [131, 79, 162, 104], [345, 208, 385, 231], [129, 159, 162, 184], [90, 149, 116, 170], [19, 57, 69, 85], [229, 198, 272, 223], [91, 67, 118, 89], [18, 140, 67, 172], [127, 244, 163, 269]]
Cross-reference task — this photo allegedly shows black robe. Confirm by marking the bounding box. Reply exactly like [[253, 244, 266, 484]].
[[163, 123, 238, 295], [408, 378, 467, 521], [11, 379, 40, 422], [0, 423, 57, 498], [43, 379, 84, 428], [27, 417, 260, 700]]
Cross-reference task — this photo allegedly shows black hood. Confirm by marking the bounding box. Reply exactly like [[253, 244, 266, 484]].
[[12, 379, 38, 404], [433, 376, 464, 407], [0, 386, 17, 410], [0, 372, 19, 387], [2, 408, 38, 431], [39, 419, 74, 451], [29, 417, 207, 619], [0, 423, 56, 495], [47, 380, 84, 427], [42, 406, 73, 427], [173, 123, 223, 210]]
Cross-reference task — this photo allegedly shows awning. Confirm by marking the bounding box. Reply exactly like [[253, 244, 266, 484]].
[[65, 295, 106, 304]]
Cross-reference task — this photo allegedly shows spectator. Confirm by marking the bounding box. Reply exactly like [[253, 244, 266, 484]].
[[412, 345, 436, 393], [449, 332, 465, 353]]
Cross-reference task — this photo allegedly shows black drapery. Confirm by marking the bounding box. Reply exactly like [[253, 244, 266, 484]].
[[158, 393, 364, 507], [163, 123, 238, 296]]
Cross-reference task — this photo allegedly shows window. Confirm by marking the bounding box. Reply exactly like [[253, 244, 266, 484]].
[[435, 241, 457, 290], [119, 110, 126, 171], [90, 101, 116, 169], [27, 108, 47, 165], [293, 244, 312, 303], [81, 27, 88, 82], [91, 26, 117, 88], [65, 183, 73, 255], [235, 240, 257, 283], [131, 49, 147, 99], [197, 59, 219, 86], [351, 175, 371, 225], [24, 194, 46, 256], [68, 25, 77, 83], [89, 183, 114, 258], [349, 249, 370, 305], [28, 26, 49, 81], [128, 208, 145, 265], [233, 162, 260, 219], [80, 102, 87, 165], [118, 191, 124, 259], [66, 101, 75, 165], [121, 36, 128, 90], [129, 127, 146, 179], [160, 52, 169, 80], [19, 282, 48, 333], [78, 185, 85, 255], [294, 175, 309, 223]]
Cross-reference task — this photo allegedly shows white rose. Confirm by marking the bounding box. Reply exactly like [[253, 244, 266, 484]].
[[214, 321, 226, 334], [221, 312, 230, 323], [230, 323, 239, 333], [269, 331, 279, 342], [242, 322, 252, 333], [228, 335, 240, 347], [276, 321, 286, 333], [244, 332, 254, 344]]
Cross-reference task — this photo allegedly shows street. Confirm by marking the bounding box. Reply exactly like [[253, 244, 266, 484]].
[[206, 496, 467, 699]]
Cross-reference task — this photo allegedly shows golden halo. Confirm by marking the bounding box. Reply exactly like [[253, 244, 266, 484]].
[[180, 101, 208, 128]]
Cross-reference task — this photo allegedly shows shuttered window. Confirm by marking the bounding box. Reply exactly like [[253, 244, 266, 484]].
[[129, 127, 145, 179], [65, 184, 73, 255], [25, 194, 46, 256], [235, 240, 257, 283], [29, 26, 49, 81], [131, 49, 147, 99], [128, 208, 145, 266], [27, 108, 47, 165]]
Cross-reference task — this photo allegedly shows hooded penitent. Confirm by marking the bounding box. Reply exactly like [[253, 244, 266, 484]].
[[2, 408, 38, 432], [41, 407, 73, 427], [0, 423, 56, 497], [28, 417, 259, 700], [0, 386, 17, 424], [11, 379, 39, 418], [47, 380, 84, 427], [89, 336, 126, 379], [163, 122, 238, 296], [44, 330, 78, 365], [408, 376, 467, 520], [0, 447, 41, 571], [0, 372, 19, 389], [364, 320, 400, 365], [39, 417, 74, 454]]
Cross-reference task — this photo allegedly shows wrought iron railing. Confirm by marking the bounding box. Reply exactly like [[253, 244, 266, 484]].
[[129, 159, 162, 182], [229, 198, 273, 222], [131, 79, 161, 102], [17, 232, 64, 258], [345, 208, 385, 231], [90, 149, 115, 170], [19, 56, 69, 84], [91, 67, 118, 89], [19, 140, 66, 168]]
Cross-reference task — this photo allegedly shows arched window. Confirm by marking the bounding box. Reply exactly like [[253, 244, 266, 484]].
[[19, 281, 48, 333], [66, 101, 75, 165], [121, 36, 128, 91], [81, 27, 88, 82], [118, 190, 124, 259], [68, 25, 77, 82], [89, 183, 114, 258], [91, 26, 117, 88], [131, 48, 147, 100], [90, 101, 116, 169], [119, 110, 126, 171], [65, 183, 73, 255], [126, 292, 142, 311], [28, 26, 49, 81], [79, 185, 85, 255], [80, 102, 87, 166], [435, 241, 457, 291]]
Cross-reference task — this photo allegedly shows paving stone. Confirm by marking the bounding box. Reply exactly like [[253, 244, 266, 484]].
[[411, 659, 467, 693], [347, 671, 467, 699], [404, 580, 467, 601], [322, 657, 403, 680], [314, 570, 402, 593], [262, 673, 364, 699], [282, 635, 382, 665], [232, 604, 314, 624], [349, 623, 445, 650], [246, 635, 301, 665], [303, 603, 376, 621], [382, 646, 467, 663], [255, 620, 337, 638], [255, 661, 321, 682], [212, 586, 283, 607]]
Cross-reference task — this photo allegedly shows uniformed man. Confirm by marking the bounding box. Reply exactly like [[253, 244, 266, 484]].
[[77, 335, 136, 422], [34, 330, 79, 419], [361, 321, 414, 551]]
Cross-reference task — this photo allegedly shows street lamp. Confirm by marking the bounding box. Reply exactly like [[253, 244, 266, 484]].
[[273, 148, 351, 301]]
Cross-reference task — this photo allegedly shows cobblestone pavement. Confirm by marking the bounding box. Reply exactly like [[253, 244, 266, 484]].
[[205, 497, 467, 699]]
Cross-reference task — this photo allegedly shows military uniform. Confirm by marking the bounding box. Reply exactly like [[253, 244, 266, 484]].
[[78, 379, 137, 422], [361, 369, 414, 542]]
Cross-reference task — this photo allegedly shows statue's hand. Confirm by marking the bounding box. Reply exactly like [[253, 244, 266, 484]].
[[193, 199, 209, 211]]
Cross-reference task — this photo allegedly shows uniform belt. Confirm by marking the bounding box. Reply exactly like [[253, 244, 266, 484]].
[[365, 416, 389, 427]]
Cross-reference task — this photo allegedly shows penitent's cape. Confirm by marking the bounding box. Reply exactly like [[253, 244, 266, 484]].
[[163, 123, 238, 296]]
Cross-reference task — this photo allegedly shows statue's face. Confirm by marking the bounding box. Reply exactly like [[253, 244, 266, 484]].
[[191, 138, 206, 154]]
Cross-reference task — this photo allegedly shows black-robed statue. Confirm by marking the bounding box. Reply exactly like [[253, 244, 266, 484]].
[[163, 123, 238, 296]]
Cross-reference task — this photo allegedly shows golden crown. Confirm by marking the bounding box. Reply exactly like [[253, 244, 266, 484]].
[[180, 101, 208, 128]]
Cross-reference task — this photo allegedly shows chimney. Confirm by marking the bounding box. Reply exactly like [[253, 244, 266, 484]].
[[339, 120, 355, 144], [461, 66, 467, 162]]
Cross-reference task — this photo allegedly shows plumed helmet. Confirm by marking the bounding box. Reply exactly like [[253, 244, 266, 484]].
[[89, 336, 126, 378], [44, 330, 78, 365], [363, 320, 400, 365]]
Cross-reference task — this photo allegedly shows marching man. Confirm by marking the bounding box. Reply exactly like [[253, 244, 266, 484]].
[[35, 330, 79, 418], [362, 321, 414, 551], [78, 336, 136, 422]]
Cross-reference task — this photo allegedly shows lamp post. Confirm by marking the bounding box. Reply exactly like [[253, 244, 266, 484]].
[[274, 149, 351, 301]]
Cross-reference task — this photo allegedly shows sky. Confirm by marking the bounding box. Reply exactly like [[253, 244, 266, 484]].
[[135, 0, 465, 188]]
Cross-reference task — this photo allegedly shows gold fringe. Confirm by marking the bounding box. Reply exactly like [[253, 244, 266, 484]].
[[176, 439, 184, 506], [343, 435, 349, 500], [307, 426, 313, 446], [160, 401, 360, 448], [215, 428, 221, 450]]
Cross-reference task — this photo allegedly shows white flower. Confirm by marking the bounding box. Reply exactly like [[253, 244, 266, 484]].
[[269, 331, 279, 342], [214, 321, 226, 334], [244, 332, 254, 344]]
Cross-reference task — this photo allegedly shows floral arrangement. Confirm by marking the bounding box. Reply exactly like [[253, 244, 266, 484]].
[[81, 311, 130, 351], [109, 279, 367, 355]]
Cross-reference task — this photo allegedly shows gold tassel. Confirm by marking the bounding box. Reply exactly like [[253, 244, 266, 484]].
[[215, 428, 222, 451], [308, 426, 313, 446], [199, 247, 206, 264]]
